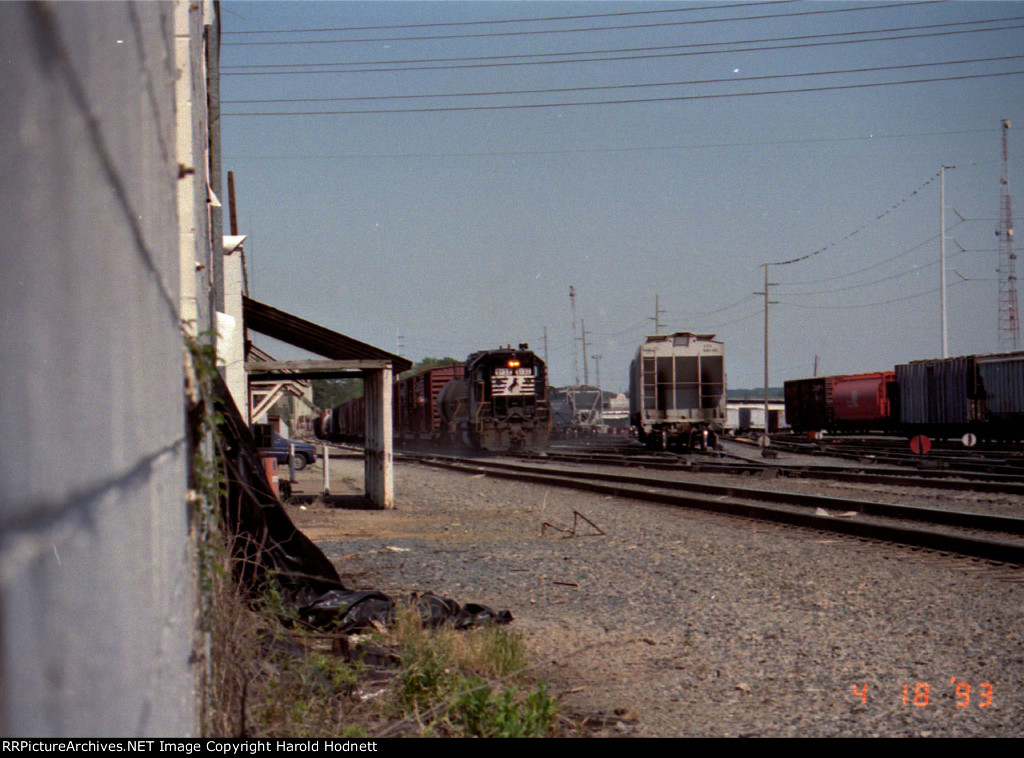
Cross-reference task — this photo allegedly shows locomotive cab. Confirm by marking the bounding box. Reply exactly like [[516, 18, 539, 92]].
[[463, 346, 550, 452]]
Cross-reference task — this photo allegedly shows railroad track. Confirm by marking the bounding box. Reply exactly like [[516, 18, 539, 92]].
[[515, 446, 1024, 496], [399, 452, 1024, 566], [766, 435, 1024, 476]]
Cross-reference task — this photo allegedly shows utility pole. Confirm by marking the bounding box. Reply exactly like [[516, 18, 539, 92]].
[[756, 264, 778, 442], [592, 354, 603, 424], [940, 164, 955, 358], [997, 119, 1021, 351], [580, 318, 590, 385], [569, 286, 579, 385], [543, 326, 548, 367], [227, 170, 249, 296], [649, 294, 666, 334]]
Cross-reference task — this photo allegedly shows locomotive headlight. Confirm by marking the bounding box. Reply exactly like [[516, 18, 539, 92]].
[[508, 360, 521, 368]]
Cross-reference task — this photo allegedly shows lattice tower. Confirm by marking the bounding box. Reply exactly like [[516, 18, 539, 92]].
[[997, 119, 1021, 352]]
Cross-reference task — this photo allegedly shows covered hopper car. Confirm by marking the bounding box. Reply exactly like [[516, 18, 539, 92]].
[[628, 332, 726, 449]]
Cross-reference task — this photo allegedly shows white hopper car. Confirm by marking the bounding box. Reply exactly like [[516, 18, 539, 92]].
[[628, 332, 726, 449]]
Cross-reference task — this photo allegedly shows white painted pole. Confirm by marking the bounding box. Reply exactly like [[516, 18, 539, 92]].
[[940, 164, 955, 359], [322, 443, 330, 496], [763, 263, 770, 442], [941, 165, 948, 358]]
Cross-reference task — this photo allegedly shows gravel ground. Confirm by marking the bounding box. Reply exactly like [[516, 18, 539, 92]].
[[287, 455, 1024, 737]]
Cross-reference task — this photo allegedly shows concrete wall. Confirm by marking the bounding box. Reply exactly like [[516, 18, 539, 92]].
[[177, 0, 214, 335], [0, 1, 199, 736]]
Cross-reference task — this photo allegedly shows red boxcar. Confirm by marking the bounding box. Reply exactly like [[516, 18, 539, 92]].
[[831, 371, 897, 430], [323, 365, 466, 444], [397, 365, 465, 440]]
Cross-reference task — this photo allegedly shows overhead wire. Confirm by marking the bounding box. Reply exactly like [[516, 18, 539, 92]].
[[771, 171, 943, 266], [223, 69, 1024, 116], [222, 2, 938, 45], [222, 17, 1024, 74], [667, 294, 761, 318], [223, 1, 794, 35], [705, 309, 764, 329], [223, 54, 1024, 105], [223, 127, 1000, 161], [776, 236, 940, 288], [778, 277, 970, 309], [779, 247, 969, 297]]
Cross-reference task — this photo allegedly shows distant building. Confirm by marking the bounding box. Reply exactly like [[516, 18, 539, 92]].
[[725, 401, 787, 434]]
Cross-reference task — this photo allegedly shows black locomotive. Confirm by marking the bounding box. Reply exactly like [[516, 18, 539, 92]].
[[316, 344, 550, 453], [437, 345, 550, 452]]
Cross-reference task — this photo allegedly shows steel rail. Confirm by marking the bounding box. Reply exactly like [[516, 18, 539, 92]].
[[526, 448, 1024, 495], [767, 437, 1024, 476], [401, 453, 1024, 565]]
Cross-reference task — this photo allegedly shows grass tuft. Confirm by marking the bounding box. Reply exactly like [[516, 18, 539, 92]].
[[202, 590, 557, 737]]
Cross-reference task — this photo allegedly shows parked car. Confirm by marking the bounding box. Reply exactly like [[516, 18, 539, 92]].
[[261, 431, 318, 471]]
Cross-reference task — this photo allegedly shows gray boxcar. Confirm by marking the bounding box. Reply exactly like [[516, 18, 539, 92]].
[[895, 355, 984, 434], [977, 351, 1024, 437]]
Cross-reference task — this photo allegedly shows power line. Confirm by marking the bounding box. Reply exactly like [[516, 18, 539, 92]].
[[223, 1, 791, 35], [223, 2, 936, 46], [222, 16, 1024, 73], [705, 309, 764, 329], [223, 54, 1024, 104], [772, 171, 944, 266], [778, 278, 969, 309], [222, 127, 999, 161], [669, 294, 761, 318], [777, 236, 940, 288], [222, 69, 1024, 116], [779, 245, 970, 297]]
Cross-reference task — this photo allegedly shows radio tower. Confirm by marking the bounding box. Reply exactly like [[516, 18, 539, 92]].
[[997, 119, 1021, 352]]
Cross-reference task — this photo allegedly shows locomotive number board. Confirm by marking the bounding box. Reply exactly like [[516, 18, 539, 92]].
[[492, 368, 536, 396]]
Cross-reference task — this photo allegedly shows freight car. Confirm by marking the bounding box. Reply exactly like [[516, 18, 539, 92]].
[[318, 346, 550, 453], [628, 332, 726, 450], [395, 364, 465, 441], [977, 351, 1024, 437], [785, 372, 897, 433], [784, 351, 1024, 441]]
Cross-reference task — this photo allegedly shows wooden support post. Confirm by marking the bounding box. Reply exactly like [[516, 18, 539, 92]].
[[364, 364, 394, 509]]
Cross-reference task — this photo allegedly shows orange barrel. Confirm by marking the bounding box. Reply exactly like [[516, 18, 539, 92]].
[[260, 453, 280, 498]]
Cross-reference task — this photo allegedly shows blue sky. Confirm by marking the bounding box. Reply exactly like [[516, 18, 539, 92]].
[[220, 0, 1024, 392]]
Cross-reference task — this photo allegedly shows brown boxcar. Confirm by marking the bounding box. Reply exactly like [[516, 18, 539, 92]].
[[784, 376, 835, 433]]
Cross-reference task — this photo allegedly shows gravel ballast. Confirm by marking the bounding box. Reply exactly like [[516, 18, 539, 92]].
[[287, 455, 1024, 737]]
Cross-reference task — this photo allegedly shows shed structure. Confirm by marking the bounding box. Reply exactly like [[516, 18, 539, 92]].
[[242, 296, 412, 508]]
